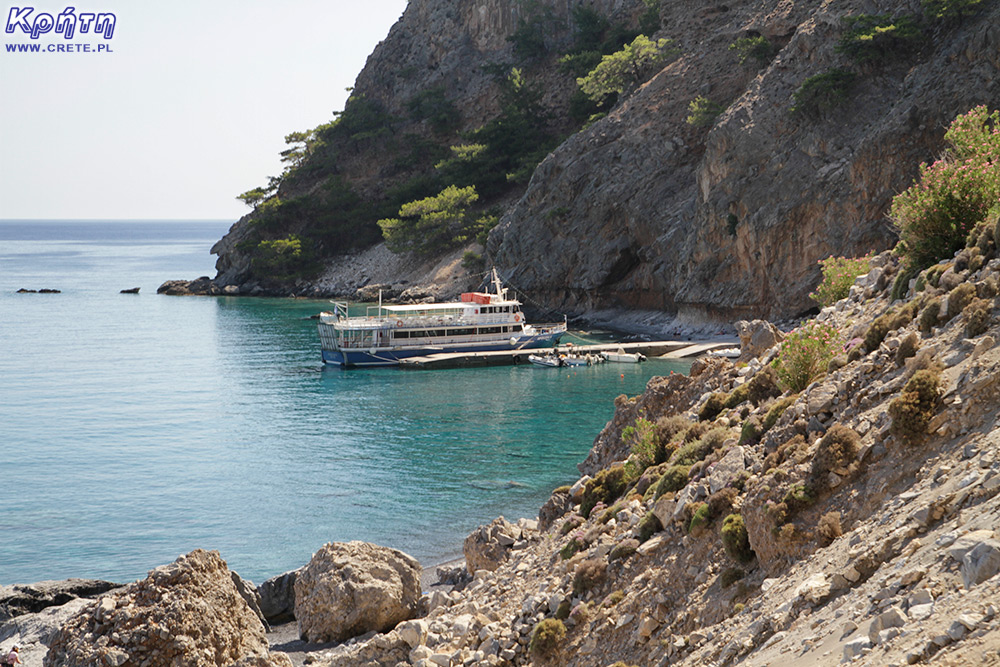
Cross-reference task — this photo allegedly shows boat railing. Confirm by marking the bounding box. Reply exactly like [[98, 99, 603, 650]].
[[332, 313, 521, 329]]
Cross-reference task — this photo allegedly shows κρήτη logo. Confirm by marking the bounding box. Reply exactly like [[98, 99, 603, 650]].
[[5, 6, 115, 39]]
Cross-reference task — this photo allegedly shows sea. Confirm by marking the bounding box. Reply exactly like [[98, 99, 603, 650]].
[[0, 220, 689, 587]]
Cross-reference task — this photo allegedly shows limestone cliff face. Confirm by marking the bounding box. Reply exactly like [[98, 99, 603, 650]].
[[212, 0, 645, 289], [213, 0, 1000, 319], [489, 0, 1000, 320]]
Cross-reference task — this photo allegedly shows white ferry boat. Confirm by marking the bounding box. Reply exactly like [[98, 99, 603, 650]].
[[317, 271, 567, 367]]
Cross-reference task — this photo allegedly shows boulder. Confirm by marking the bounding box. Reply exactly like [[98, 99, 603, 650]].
[[961, 540, 1000, 589], [464, 517, 521, 573], [736, 320, 785, 360], [539, 489, 574, 531], [294, 541, 422, 644], [708, 446, 745, 494], [44, 549, 289, 667], [257, 568, 302, 624], [231, 571, 267, 628]]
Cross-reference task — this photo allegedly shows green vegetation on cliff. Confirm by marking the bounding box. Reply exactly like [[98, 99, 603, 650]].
[[228, 2, 668, 286]]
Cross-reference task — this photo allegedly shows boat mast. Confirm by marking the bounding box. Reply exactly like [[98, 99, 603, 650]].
[[491, 267, 507, 301]]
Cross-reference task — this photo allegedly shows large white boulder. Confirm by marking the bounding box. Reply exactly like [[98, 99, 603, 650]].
[[294, 541, 422, 643]]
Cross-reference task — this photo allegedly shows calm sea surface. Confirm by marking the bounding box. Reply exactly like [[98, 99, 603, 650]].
[[0, 220, 688, 586]]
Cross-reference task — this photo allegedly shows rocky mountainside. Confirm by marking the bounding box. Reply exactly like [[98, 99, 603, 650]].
[[200, 0, 1000, 327], [489, 0, 1000, 321]]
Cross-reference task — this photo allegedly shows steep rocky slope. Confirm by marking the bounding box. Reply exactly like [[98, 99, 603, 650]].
[[490, 0, 1000, 321], [296, 240, 1000, 666], [205, 0, 1000, 326]]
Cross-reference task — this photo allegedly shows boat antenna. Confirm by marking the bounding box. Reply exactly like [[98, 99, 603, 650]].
[[378, 289, 383, 317]]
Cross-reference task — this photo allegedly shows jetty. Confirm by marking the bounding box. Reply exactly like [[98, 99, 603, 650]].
[[397, 340, 736, 370]]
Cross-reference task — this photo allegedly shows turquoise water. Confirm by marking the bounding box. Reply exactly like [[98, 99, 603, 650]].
[[0, 221, 688, 586]]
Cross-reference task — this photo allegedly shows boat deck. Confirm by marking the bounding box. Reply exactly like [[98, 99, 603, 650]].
[[397, 340, 737, 370]]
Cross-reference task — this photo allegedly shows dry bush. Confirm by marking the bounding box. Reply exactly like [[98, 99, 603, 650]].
[[572, 558, 607, 595], [817, 511, 843, 545]]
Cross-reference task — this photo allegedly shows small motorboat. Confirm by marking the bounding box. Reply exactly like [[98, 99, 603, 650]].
[[707, 347, 741, 359], [528, 353, 562, 367], [601, 347, 646, 363]]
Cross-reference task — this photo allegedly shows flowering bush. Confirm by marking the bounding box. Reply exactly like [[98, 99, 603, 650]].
[[892, 106, 1000, 271], [809, 254, 873, 306], [773, 322, 840, 392]]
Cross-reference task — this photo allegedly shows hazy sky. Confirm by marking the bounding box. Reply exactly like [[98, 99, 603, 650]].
[[0, 1, 409, 220]]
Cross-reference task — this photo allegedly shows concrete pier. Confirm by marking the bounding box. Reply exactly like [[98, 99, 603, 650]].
[[397, 340, 737, 370]]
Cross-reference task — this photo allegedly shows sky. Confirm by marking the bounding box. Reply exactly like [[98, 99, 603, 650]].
[[0, 1, 409, 220]]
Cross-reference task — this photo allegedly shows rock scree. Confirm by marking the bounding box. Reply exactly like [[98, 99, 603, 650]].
[[293, 541, 422, 644]]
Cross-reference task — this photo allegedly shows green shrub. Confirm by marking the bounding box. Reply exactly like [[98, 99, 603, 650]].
[[699, 392, 728, 421], [783, 483, 816, 513], [599, 501, 625, 525], [577, 35, 680, 103], [719, 567, 745, 588], [671, 427, 730, 466], [378, 185, 497, 255], [654, 464, 691, 497], [811, 424, 860, 481], [896, 332, 921, 366], [609, 538, 640, 561], [888, 369, 941, 440], [686, 96, 725, 127], [529, 618, 567, 658], [406, 86, 461, 133], [891, 265, 919, 302], [809, 254, 872, 306], [964, 297, 992, 336], [773, 321, 840, 392], [560, 532, 588, 560], [251, 235, 317, 281], [762, 394, 798, 432], [922, 0, 989, 20], [580, 466, 628, 518], [604, 590, 624, 607], [637, 511, 662, 543], [725, 382, 751, 409], [560, 514, 584, 535], [729, 35, 774, 66], [688, 502, 711, 534], [683, 421, 709, 443], [707, 487, 738, 519], [622, 417, 659, 479], [721, 514, 755, 563], [864, 308, 912, 352], [948, 282, 977, 319], [791, 69, 857, 117], [738, 416, 762, 445], [919, 297, 942, 332], [835, 14, 922, 63], [746, 365, 783, 406], [893, 106, 1000, 273], [555, 599, 572, 620]]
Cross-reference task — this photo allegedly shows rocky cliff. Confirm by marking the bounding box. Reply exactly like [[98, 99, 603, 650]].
[[204, 0, 1000, 325], [489, 0, 1000, 321]]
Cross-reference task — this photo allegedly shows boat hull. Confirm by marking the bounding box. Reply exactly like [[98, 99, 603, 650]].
[[321, 332, 565, 367]]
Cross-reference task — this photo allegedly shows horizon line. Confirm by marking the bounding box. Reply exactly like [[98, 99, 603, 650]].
[[0, 218, 236, 222]]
